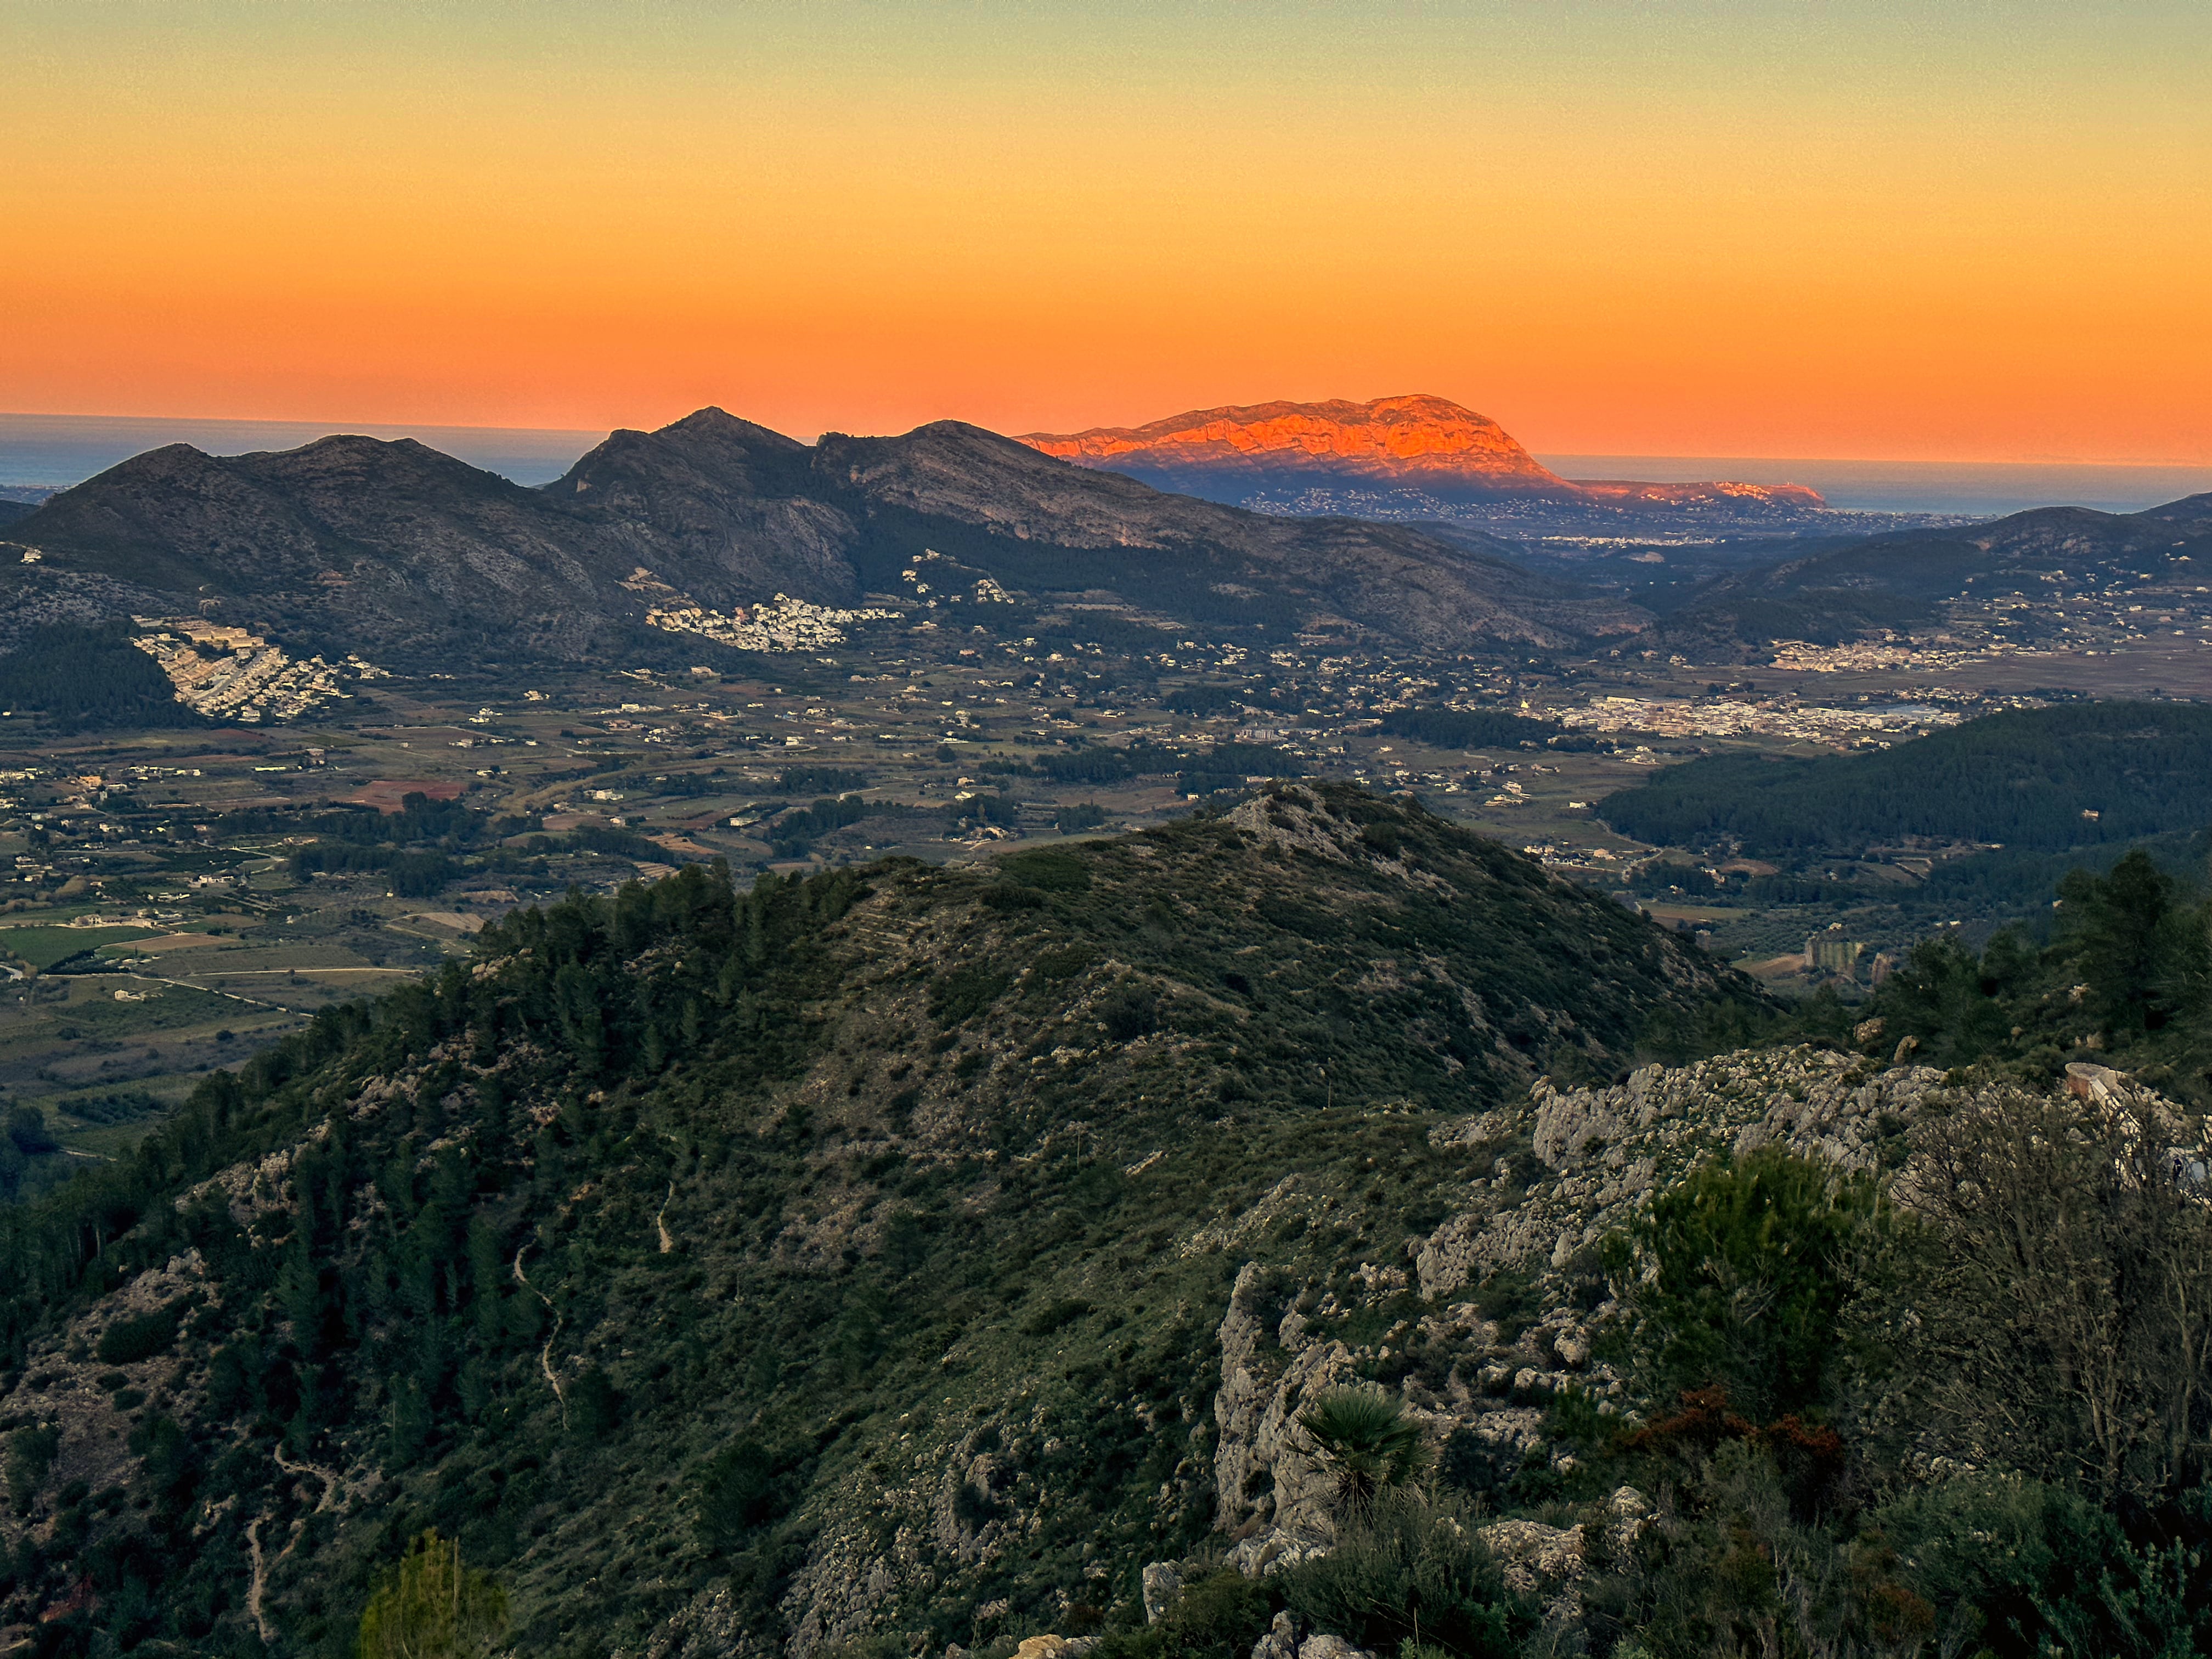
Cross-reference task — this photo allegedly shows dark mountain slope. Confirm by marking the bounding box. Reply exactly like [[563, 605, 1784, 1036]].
[[1662, 493, 2212, 652], [546, 408, 863, 603], [2142, 491, 2212, 529], [0, 437, 623, 658], [0, 787, 1747, 1657], [0, 413, 1648, 664], [814, 422, 1645, 648]]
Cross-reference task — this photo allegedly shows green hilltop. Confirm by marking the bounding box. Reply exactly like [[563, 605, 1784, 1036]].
[[0, 787, 1738, 1657]]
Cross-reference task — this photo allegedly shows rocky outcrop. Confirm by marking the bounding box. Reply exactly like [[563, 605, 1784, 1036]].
[[1212, 1260, 1361, 1548], [1141, 1561, 1183, 1624], [1207, 1047, 1959, 1632], [0, 1250, 219, 1569], [1418, 1047, 1946, 1301], [1204, 1048, 1902, 1577]]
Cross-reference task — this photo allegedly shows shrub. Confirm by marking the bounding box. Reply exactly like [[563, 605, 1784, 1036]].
[[4, 1105, 58, 1156], [697, 1439, 782, 1552], [932, 966, 1010, 1026], [1877, 1471, 2212, 1659], [96, 1302, 189, 1366], [1875, 1087, 2212, 1503], [999, 847, 1092, 893], [1023, 1297, 1091, 1336], [1098, 986, 1160, 1042], [6, 1423, 58, 1511], [1091, 1569, 1277, 1659], [567, 1366, 622, 1441], [1280, 1490, 1525, 1658], [1617, 1146, 1875, 1423]]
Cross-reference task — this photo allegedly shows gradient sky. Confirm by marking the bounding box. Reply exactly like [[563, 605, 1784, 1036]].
[[5, 1, 2208, 461]]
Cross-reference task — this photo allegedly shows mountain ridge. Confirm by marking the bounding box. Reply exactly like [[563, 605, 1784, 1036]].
[[1659, 491, 2212, 653], [0, 411, 1647, 664]]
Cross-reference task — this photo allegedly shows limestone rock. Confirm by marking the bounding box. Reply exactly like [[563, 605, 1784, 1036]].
[[1250, 1611, 1299, 1659], [1418, 1047, 1949, 1300], [1477, 1517, 1586, 1596], [1604, 1485, 1654, 1557], [1225, 1527, 1330, 1578], [1212, 1262, 1356, 1544], [1141, 1561, 1184, 1625], [1013, 1637, 1098, 1659]]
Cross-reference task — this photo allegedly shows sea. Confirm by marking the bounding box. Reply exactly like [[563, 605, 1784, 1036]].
[[2, 412, 2207, 518]]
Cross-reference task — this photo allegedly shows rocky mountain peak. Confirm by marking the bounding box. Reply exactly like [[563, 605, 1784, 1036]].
[[1020, 394, 1570, 494], [1019, 396, 1837, 526]]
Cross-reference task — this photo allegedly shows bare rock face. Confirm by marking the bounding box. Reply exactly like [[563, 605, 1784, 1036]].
[[1250, 1610, 1302, 1659], [1022, 396, 1570, 496], [1212, 1261, 1360, 1548], [1141, 1561, 1184, 1624], [1477, 1516, 1585, 1596], [1011, 1637, 1098, 1659]]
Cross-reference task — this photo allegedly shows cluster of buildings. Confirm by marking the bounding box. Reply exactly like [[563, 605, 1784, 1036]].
[[642, 592, 898, 653], [1767, 637, 1999, 673], [1549, 694, 1962, 744], [130, 619, 360, 723]]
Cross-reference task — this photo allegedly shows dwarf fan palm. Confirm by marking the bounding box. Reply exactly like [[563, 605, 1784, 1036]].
[[1297, 1386, 1428, 1517]]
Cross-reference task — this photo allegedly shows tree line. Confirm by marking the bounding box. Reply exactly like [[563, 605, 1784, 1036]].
[[1601, 701, 2212, 856]]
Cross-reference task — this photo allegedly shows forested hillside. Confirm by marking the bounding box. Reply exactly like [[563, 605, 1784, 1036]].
[[0, 788, 1740, 1658], [8, 783, 2212, 1658], [1600, 699, 2212, 856], [0, 622, 210, 733]]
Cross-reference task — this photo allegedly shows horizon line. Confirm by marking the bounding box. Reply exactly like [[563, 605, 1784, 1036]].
[[2, 409, 2209, 474]]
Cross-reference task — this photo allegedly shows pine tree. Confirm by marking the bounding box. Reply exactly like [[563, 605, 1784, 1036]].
[[356, 1529, 505, 1659]]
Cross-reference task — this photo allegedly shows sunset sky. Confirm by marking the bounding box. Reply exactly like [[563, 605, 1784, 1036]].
[[5, 1, 2207, 462]]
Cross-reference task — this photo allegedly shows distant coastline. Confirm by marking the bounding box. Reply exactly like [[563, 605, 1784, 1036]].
[[1537, 453, 2212, 517]]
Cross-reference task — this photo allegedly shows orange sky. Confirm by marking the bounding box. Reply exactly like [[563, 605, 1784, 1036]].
[[4, 3, 2208, 462]]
